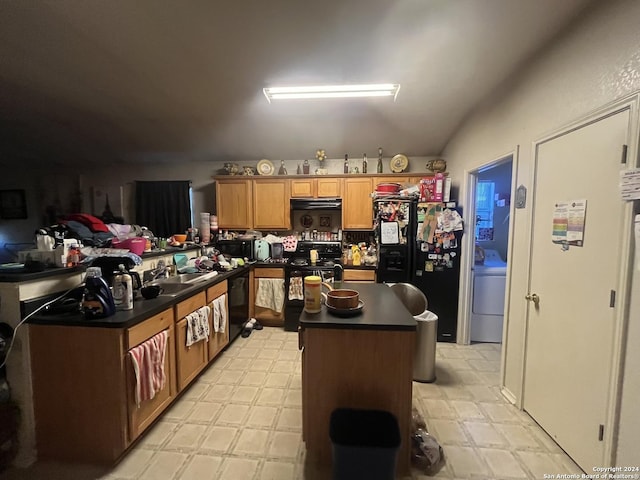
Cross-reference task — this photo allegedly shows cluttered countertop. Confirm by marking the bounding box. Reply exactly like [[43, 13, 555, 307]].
[[0, 245, 203, 283], [27, 265, 249, 329], [299, 282, 416, 331]]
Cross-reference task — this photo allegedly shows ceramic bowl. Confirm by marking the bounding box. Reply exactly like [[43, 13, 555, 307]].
[[141, 285, 163, 299], [326, 289, 360, 310], [172, 234, 187, 243]]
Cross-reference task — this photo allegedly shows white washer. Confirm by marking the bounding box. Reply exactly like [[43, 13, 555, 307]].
[[471, 249, 506, 343]]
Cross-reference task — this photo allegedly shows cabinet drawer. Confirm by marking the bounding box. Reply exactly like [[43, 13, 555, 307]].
[[207, 280, 228, 303], [254, 268, 285, 279], [344, 269, 376, 282], [175, 291, 206, 320], [127, 308, 174, 350]]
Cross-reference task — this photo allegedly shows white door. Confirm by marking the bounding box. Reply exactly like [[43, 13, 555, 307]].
[[523, 109, 629, 471]]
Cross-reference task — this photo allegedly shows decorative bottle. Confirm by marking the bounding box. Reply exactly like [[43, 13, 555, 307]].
[[343, 154, 349, 174], [377, 147, 383, 173], [362, 153, 368, 173]]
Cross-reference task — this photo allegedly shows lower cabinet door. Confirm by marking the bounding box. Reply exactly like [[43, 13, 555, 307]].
[[208, 296, 230, 361], [127, 324, 176, 441], [176, 318, 208, 391]]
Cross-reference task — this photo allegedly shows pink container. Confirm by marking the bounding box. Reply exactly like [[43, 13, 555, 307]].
[[112, 237, 147, 255]]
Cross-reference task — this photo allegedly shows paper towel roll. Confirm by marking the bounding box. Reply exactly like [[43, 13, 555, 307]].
[[200, 213, 211, 243]]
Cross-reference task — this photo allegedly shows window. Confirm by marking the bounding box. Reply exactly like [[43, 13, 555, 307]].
[[475, 181, 495, 240]]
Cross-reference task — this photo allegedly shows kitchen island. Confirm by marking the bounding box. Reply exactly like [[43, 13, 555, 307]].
[[299, 282, 416, 475], [0, 245, 228, 467]]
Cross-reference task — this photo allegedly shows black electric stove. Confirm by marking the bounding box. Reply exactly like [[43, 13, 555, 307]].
[[283, 241, 343, 331]]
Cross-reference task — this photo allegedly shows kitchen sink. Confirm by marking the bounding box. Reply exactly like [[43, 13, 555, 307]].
[[160, 272, 219, 284], [146, 271, 219, 297], [146, 281, 194, 297]]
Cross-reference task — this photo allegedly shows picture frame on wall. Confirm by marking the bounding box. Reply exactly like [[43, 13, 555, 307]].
[[319, 216, 331, 227], [0, 189, 27, 219]]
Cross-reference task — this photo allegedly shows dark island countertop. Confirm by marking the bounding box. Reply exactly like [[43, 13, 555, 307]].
[[299, 282, 416, 331], [27, 266, 249, 329]]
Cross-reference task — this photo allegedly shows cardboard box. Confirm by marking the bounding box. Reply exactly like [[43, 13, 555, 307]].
[[419, 173, 445, 202], [18, 249, 65, 267], [18, 239, 78, 267]]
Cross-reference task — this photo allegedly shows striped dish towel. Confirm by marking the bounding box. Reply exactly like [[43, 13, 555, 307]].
[[129, 330, 169, 407]]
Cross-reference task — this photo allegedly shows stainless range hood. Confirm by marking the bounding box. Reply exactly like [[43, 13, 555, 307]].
[[290, 198, 342, 210]]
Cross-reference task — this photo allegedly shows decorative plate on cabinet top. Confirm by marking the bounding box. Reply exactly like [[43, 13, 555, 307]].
[[390, 154, 409, 173], [257, 159, 275, 176]]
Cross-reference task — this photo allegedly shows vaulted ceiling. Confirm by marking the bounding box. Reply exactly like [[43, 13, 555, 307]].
[[0, 0, 595, 167]]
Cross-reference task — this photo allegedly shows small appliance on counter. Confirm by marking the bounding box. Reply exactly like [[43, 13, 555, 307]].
[[215, 238, 255, 261], [254, 240, 270, 261]]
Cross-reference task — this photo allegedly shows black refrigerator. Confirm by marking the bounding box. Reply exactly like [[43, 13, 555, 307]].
[[411, 202, 464, 342], [374, 197, 417, 283]]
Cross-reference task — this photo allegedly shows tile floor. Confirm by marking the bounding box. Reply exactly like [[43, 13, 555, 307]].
[[1, 327, 584, 480]]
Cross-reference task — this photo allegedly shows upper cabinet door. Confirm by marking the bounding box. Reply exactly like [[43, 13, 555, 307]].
[[342, 178, 373, 230], [253, 179, 291, 229], [290, 179, 316, 198], [317, 178, 342, 198], [216, 179, 253, 229]]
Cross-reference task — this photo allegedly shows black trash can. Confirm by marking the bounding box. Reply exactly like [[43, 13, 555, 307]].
[[329, 408, 401, 480]]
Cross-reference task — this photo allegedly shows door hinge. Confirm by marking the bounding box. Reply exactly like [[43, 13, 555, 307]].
[[598, 424, 604, 441], [610, 290, 616, 308], [621, 144, 628, 164]]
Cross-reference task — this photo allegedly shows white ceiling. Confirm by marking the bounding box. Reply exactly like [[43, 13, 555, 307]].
[[0, 0, 595, 167]]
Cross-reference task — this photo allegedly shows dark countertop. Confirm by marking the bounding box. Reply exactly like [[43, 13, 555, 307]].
[[343, 264, 377, 270], [252, 261, 287, 268], [299, 282, 416, 331], [0, 245, 201, 283], [27, 266, 249, 329]]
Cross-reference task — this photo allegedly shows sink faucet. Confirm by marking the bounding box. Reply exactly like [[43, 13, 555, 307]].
[[151, 260, 168, 280]]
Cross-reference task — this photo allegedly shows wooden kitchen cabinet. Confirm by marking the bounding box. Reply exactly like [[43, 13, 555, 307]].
[[30, 307, 177, 462], [175, 291, 208, 391], [206, 280, 229, 360], [342, 177, 373, 230], [343, 269, 376, 283], [253, 179, 290, 229], [317, 177, 342, 197], [216, 179, 253, 229], [290, 178, 342, 198], [252, 267, 285, 326], [126, 308, 176, 441], [30, 325, 129, 463], [290, 178, 315, 198]]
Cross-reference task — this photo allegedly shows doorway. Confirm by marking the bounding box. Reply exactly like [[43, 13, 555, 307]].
[[460, 154, 515, 346]]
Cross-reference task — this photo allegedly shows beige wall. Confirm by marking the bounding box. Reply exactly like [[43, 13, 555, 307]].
[[442, 0, 640, 465]]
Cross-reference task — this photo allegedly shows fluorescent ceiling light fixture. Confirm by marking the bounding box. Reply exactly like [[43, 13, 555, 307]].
[[263, 84, 400, 102]]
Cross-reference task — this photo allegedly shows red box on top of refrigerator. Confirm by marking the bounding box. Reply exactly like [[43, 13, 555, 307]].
[[419, 173, 445, 202]]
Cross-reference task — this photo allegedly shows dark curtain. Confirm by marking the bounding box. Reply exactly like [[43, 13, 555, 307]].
[[135, 181, 191, 238]]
